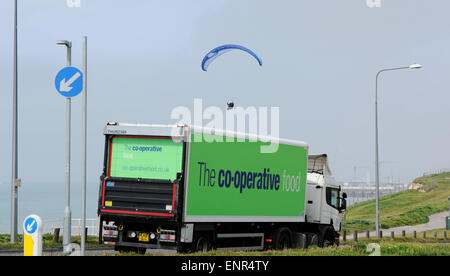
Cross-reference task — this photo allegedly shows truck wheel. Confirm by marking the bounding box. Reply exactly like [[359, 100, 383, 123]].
[[319, 227, 335, 248], [114, 245, 129, 253], [273, 227, 292, 250], [178, 244, 192, 254], [136, 247, 146, 254], [114, 245, 146, 254], [194, 235, 210, 252]]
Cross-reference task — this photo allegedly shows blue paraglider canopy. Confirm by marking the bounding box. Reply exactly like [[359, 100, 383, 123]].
[[201, 44, 263, 71]]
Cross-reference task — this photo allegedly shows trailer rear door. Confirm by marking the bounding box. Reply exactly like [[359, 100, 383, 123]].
[[100, 135, 184, 218]]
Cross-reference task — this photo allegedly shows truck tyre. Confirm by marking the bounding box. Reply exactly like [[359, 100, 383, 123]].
[[115, 245, 146, 254], [178, 244, 192, 254], [293, 232, 308, 249], [114, 245, 132, 253], [194, 235, 211, 252], [273, 227, 292, 250], [136, 247, 146, 254], [318, 227, 335, 248]]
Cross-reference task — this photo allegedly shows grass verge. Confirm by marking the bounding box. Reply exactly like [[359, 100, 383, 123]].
[[0, 234, 107, 251], [114, 240, 449, 256], [343, 172, 450, 232]]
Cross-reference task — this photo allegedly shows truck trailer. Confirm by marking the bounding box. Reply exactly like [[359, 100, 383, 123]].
[[97, 122, 347, 253]]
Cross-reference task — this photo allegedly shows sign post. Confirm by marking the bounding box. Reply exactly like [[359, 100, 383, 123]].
[[23, 215, 43, 256], [55, 62, 83, 254]]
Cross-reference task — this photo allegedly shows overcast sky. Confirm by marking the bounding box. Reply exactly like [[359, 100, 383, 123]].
[[0, 0, 449, 194]]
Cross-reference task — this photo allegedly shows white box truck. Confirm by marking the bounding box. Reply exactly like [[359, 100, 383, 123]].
[[97, 123, 347, 253]]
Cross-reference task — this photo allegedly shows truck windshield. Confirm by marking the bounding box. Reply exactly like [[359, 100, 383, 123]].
[[108, 136, 183, 180]]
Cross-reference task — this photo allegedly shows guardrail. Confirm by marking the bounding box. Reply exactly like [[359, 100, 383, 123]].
[[422, 168, 450, 176], [341, 229, 448, 242], [44, 218, 99, 236]]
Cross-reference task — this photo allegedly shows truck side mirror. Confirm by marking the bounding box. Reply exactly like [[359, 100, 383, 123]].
[[340, 198, 347, 212], [342, 192, 347, 199]]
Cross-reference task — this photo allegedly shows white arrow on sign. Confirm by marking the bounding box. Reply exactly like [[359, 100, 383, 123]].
[[26, 220, 36, 232], [59, 71, 81, 92]]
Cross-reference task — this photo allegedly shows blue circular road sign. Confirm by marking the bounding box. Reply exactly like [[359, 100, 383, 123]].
[[24, 217, 38, 235], [55, 66, 83, 98]]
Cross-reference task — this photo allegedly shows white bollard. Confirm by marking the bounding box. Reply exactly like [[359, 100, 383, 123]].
[[23, 214, 43, 256]]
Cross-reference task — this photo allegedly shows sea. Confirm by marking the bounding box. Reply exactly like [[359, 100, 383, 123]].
[[0, 181, 99, 235]]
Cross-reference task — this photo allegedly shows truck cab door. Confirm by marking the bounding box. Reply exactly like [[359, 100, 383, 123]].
[[306, 182, 322, 223], [323, 183, 342, 231]]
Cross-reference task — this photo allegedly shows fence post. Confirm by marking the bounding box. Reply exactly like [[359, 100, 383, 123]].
[[422, 231, 426, 239], [353, 231, 358, 242], [402, 230, 406, 237], [343, 230, 347, 242], [433, 232, 437, 239], [390, 231, 395, 239], [53, 228, 60, 243], [366, 230, 370, 239], [379, 230, 383, 238], [413, 231, 417, 239]]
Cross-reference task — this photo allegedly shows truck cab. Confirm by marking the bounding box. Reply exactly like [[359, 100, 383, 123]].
[[305, 154, 346, 245]]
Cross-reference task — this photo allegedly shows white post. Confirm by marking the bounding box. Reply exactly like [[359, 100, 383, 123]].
[[23, 215, 43, 256]]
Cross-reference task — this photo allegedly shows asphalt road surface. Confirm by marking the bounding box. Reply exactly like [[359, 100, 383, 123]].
[[343, 211, 448, 239], [0, 246, 176, 256]]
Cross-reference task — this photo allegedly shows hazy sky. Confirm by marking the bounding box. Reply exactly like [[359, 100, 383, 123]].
[[0, 0, 449, 194]]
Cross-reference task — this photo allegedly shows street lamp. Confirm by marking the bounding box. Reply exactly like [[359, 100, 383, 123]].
[[10, 0, 19, 243], [56, 40, 72, 254], [374, 63, 422, 237], [56, 40, 72, 65]]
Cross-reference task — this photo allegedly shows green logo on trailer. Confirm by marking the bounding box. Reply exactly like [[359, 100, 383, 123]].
[[185, 134, 307, 220]]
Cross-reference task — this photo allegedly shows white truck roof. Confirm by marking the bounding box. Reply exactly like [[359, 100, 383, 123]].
[[307, 154, 339, 189], [103, 122, 309, 149], [308, 154, 332, 175]]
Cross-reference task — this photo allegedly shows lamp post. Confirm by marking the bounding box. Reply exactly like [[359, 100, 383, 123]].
[[81, 36, 87, 256], [56, 40, 72, 254], [374, 63, 422, 237], [10, 0, 19, 243]]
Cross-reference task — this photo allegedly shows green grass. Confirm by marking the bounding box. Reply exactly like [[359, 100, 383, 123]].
[[0, 234, 107, 251], [112, 229, 449, 256], [343, 172, 450, 232], [113, 239, 450, 256]]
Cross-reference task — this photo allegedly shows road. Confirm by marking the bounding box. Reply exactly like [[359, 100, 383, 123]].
[[343, 211, 448, 239], [2, 212, 447, 255], [0, 247, 114, 256], [0, 246, 176, 256], [384, 212, 448, 235]]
